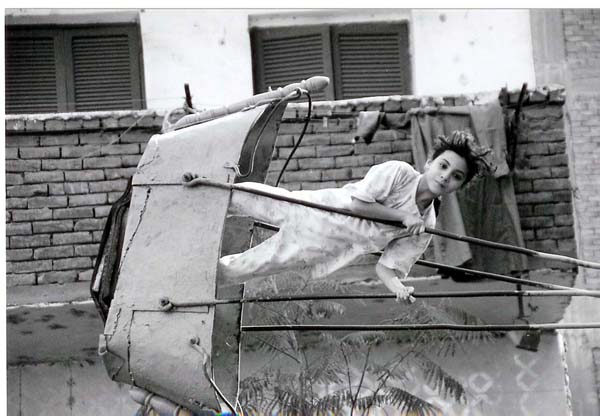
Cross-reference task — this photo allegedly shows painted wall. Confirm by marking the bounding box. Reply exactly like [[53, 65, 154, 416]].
[[5, 8, 536, 109]]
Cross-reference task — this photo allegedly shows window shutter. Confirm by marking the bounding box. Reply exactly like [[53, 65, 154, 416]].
[[66, 27, 144, 112], [5, 33, 62, 114], [332, 23, 411, 99], [251, 26, 334, 101]]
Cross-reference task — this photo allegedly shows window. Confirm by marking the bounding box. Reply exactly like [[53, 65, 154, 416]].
[[250, 22, 411, 100], [5, 24, 145, 114]]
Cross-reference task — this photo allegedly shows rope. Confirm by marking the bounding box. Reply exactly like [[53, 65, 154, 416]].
[[241, 322, 600, 332], [181, 177, 600, 270]]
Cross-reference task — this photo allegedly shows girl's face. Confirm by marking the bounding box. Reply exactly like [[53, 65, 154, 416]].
[[423, 150, 468, 196]]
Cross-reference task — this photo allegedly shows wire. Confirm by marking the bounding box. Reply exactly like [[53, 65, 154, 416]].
[[275, 91, 312, 187]]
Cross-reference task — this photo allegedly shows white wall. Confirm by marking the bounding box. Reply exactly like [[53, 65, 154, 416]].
[[411, 9, 536, 96], [139, 9, 255, 110], [5, 8, 536, 109]]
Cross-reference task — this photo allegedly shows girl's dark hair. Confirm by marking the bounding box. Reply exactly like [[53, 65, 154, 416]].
[[431, 130, 495, 183]]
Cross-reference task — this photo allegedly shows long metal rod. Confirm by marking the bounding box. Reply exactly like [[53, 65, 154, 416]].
[[183, 177, 600, 270], [241, 322, 600, 332], [160, 287, 600, 311]]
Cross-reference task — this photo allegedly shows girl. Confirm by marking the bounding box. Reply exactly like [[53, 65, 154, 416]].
[[218, 130, 493, 301]]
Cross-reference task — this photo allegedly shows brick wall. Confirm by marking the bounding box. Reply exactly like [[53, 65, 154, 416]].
[[562, 9, 600, 283], [5, 89, 575, 289], [5, 111, 163, 287]]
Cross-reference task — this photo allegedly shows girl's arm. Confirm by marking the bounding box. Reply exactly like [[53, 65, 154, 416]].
[[350, 198, 425, 235], [375, 263, 415, 302]]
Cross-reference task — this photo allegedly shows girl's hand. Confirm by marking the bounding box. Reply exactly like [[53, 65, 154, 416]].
[[395, 285, 416, 303], [403, 214, 425, 235]]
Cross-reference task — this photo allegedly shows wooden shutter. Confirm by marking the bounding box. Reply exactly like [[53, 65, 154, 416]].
[[5, 25, 144, 114], [251, 26, 335, 101], [5, 30, 66, 114], [65, 26, 144, 111], [332, 23, 411, 99]]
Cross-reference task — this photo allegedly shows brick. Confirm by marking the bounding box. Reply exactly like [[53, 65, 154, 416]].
[[275, 135, 295, 147], [316, 145, 353, 157], [391, 140, 413, 153], [383, 100, 403, 112], [40, 134, 79, 146], [550, 167, 570, 178], [322, 168, 352, 181], [6, 184, 47, 198], [104, 167, 137, 180], [282, 170, 321, 183], [78, 270, 94, 281], [83, 156, 122, 169], [515, 168, 551, 180], [537, 226, 575, 240], [121, 155, 142, 167], [92, 230, 104, 242], [108, 192, 126, 203], [10, 234, 51, 248], [5, 159, 41, 172], [69, 193, 107, 207], [329, 133, 355, 146], [335, 155, 374, 168], [44, 119, 66, 131], [5, 148, 19, 159], [118, 130, 153, 144], [53, 207, 95, 219], [528, 239, 558, 252], [101, 144, 140, 155], [53, 232, 92, 245], [280, 182, 302, 191], [100, 117, 120, 129], [53, 257, 92, 270], [65, 119, 84, 130], [61, 145, 101, 158], [401, 98, 421, 112], [23, 171, 64, 183], [521, 216, 554, 229], [42, 158, 82, 170], [372, 130, 399, 142], [38, 270, 78, 284], [6, 223, 33, 236], [19, 147, 61, 159], [5, 118, 26, 131], [32, 220, 74, 233], [64, 182, 90, 194], [79, 133, 114, 145], [89, 179, 129, 193], [528, 154, 569, 169], [297, 158, 336, 170], [278, 146, 316, 159], [352, 167, 371, 179], [533, 178, 571, 192], [11, 208, 53, 222], [555, 214, 574, 226], [5, 135, 39, 147], [268, 159, 298, 172], [514, 180, 533, 193], [65, 170, 105, 181], [7, 259, 53, 274], [278, 122, 313, 135], [75, 244, 100, 257], [74, 218, 107, 231], [28, 196, 68, 209], [82, 118, 101, 129], [6, 198, 28, 209], [24, 119, 47, 131], [6, 273, 36, 287], [34, 245, 74, 260], [6, 249, 33, 261], [533, 203, 573, 216], [355, 142, 392, 155], [94, 205, 113, 218], [515, 192, 554, 204]]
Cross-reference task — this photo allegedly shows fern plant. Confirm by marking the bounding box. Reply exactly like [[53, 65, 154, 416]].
[[238, 276, 496, 415]]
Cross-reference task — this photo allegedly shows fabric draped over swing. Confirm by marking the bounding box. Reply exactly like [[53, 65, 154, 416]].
[[409, 103, 528, 275]]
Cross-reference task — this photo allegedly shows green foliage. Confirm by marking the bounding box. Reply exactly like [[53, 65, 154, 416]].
[[239, 278, 496, 415]]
